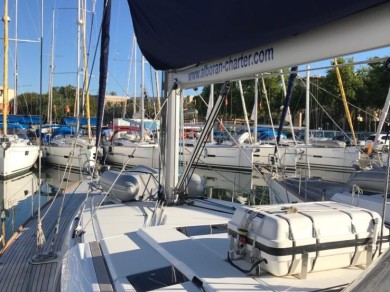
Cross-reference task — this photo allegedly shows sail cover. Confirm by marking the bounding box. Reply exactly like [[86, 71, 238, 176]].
[[128, 0, 387, 71]]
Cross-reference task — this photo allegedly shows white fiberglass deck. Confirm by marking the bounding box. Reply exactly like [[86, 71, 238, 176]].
[[62, 195, 382, 292]]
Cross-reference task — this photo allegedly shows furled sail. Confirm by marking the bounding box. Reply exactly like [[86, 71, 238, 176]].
[[96, 0, 112, 149]]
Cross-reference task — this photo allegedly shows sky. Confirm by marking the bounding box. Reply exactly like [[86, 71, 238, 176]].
[[1, 0, 390, 102]]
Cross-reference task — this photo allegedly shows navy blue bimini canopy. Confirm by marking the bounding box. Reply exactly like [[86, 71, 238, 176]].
[[128, 0, 387, 70]]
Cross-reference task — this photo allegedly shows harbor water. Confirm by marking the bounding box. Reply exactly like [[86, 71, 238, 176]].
[[0, 163, 353, 249]]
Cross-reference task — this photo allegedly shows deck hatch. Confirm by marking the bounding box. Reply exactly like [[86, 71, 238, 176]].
[[177, 224, 227, 236], [127, 265, 188, 291]]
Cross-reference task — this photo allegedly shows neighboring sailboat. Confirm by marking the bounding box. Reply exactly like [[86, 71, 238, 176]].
[[42, 1, 98, 171], [277, 67, 366, 178], [180, 82, 255, 171], [0, 0, 39, 179], [103, 54, 161, 169]]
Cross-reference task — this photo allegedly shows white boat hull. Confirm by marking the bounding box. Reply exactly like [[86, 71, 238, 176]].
[[281, 145, 362, 173], [181, 142, 254, 171], [43, 144, 98, 169], [104, 142, 160, 168], [0, 138, 39, 178]]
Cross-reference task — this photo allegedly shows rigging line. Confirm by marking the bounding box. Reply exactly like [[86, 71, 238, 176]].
[[39, 152, 82, 221], [307, 77, 378, 119], [260, 75, 281, 171], [47, 156, 92, 252], [149, 66, 156, 99], [118, 97, 168, 165], [297, 77, 366, 151], [46, 180, 68, 254], [79, 156, 136, 234], [178, 92, 204, 193], [261, 75, 278, 144], [86, 0, 96, 61], [236, 57, 390, 82], [18, 0, 40, 39], [79, 0, 97, 92], [195, 90, 262, 176], [181, 91, 210, 171], [299, 77, 345, 132], [35, 0, 44, 250], [81, 0, 91, 137], [108, 72, 131, 95], [94, 81, 179, 211], [125, 39, 135, 97], [176, 82, 230, 193]]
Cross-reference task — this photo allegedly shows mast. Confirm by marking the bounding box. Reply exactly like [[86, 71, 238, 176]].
[[81, 0, 91, 139], [13, 0, 18, 114], [140, 55, 145, 140], [155, 70, 161, 114], [208, 84, 214, 141], [253, 77, 258, 142], [74, 0, 81, 124], [334, 58, 357, 146], [238, 80, 252, 144], [2, 0, 9, 135], [48, 9, 55, 125], [305, 65, 310, 144], [125, 38, 134, 119], [133, 36, 137, 116], [165, 73, 180, 202]]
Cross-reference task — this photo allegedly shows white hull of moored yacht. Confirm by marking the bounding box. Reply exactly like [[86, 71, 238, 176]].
[[280, 145, 363, 173], [181, 142, 254, 171], [0, 137, 39, 178], [250, 143, 288, 166], [43, 144, 98, 169], [104, 142, 160, 168]]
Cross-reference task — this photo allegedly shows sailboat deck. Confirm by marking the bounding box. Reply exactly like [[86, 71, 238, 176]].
[[0, 181, 91, 292], [67, 197, 377, 291], [138, 224, 365, 291]]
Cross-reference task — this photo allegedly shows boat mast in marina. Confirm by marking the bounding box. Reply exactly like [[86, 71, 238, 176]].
[[0, 0, 39, 178], [47, 9, 55, 125], [3, 0, 10, 135]]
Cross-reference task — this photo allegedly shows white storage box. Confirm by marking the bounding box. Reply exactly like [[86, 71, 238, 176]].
[[228, 201, 389, 277]]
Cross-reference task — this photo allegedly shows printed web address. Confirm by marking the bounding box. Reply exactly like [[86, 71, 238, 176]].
[[187, 47, 274, 81]]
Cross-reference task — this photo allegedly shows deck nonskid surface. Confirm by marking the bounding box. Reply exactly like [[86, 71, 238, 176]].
[[0, 180, 91, 292]]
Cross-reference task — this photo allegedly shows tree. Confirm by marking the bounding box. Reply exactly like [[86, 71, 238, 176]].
[[357, 58, 390, 109], [197, 76, 284, 124], [317, 58, 364, 130]]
